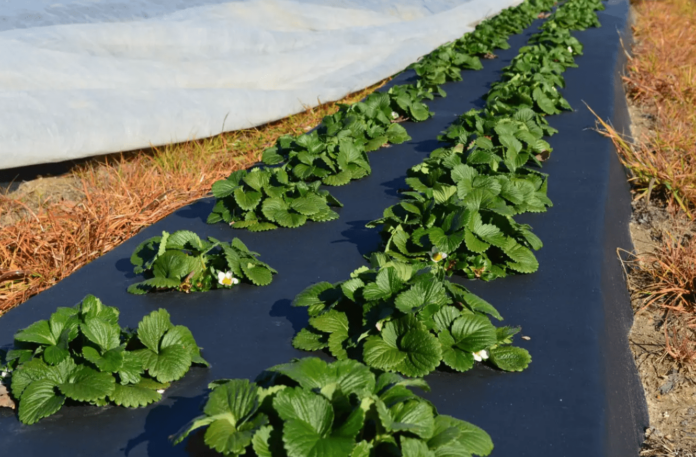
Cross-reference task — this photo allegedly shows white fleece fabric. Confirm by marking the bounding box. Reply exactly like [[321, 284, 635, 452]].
[[0, 0, 522, 169]]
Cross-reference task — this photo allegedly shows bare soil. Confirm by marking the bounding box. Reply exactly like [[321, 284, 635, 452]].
[[629, 203, 696, 455], [626, 100, 696, 456]]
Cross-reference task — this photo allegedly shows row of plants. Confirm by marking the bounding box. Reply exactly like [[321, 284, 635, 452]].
[[206, 0, 559, 232], [285, 0, 605, 382], [369, 0, 604, 282], [0, 1, 607, 456]]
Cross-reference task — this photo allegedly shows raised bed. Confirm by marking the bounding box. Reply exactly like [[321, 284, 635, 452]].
[[0, 0, 647, 455]]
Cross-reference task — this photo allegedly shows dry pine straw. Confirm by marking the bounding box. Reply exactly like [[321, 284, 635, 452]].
[[0, 80, 387, 315], [591, 0, 696, 454]]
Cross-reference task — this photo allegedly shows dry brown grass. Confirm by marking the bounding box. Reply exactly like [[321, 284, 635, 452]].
[[593, 0, 696, 365], [632, 220, 696, 365], [621, 0, 696, 367], [0, 80, 387, 315], [600, 0, 696, 216]]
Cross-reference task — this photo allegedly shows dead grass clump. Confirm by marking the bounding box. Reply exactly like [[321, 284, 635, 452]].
[[632, 219, 696, 365], [0, 81, 387, 314]]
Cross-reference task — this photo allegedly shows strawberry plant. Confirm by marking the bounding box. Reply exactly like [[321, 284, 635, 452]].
[[0, 296, 208, 424], [262, 92, 413, 166], [439, 107, 557, 173], [173, 357, 494, 457], [386, 84, 435, 122], [436, 4, 599, 178], [487, 71, 573, 118], [263, 92, 412, 170], [128, 230, 277, 294], [406, 143, 552, 215], [209, 91, 418, 228], [442, 0, 603, 150], [208, 167, 342, 229], [368, 187, 541, 280], [292, 264, 531, 377], [261, 131, 373, 185], [321, 99, 412, 153]]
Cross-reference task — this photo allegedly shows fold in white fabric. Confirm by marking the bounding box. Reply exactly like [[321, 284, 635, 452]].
[[0, 0, 522, 169]]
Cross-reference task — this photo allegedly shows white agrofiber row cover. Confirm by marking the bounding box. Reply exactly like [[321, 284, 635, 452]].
[[0, 0, 523, 170]]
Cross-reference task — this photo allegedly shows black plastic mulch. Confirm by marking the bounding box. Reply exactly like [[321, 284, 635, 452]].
[[0, 1, 647, 455]]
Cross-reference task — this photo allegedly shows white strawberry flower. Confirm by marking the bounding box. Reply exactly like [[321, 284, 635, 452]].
[[217, 271, 239, 287], [568, 46, 573, 53], [473, 350, 489, 362], [376, 321, 383, 331], [429, 247, 448, 263], [157, 389, 165, 394], [1, 371, 7, 378], [391, 111, 399, 119]]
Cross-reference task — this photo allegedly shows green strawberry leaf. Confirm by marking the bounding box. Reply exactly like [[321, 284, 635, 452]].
[[400, 436, 434, 457], [364, 336, 408, 371], [292, 328, 328, 351], [234, 188, 263, 211], [58, 365, 115, 402], [205, 414, 268, 456], [118, 352, 145, 385], [109, 380, 163, 408], [376, 397, 435, 439], [18, 379, 66, 425], [433, 415, 493, 456], [362, 268, 403, 301], [449, 315, 497, 353], [489, 346, 531, 372], [137, 309, 173, 354], [365, 316, 441, 377], [14, 320, 56, 346], [211, 179, 239, 198], [241, 262, 274, 286], [274, 388, 355, 457], [81, 318, 121, 353], [251, 425, 274, 457], [43, 345, 70, 365]]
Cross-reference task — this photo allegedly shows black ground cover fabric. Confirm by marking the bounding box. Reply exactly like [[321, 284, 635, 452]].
[[0, 1, 648, 454]]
